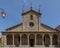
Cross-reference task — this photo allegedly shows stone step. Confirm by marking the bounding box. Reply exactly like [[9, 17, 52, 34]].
[[0, 47, 59, 48]]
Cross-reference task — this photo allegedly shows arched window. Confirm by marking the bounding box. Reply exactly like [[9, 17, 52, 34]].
[[29, 34, 35, 47], [22, 34, 28, 45], [44, 34, 50, 47], [30, 15, 33, 20], [52, 34, 58, 45], [7, 34, 13, 45], [36, 34, 42, 45], [14, 34, 20, 47]]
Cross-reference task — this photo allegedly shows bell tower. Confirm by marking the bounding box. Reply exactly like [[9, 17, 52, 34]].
[[22, 4, 41, 32]]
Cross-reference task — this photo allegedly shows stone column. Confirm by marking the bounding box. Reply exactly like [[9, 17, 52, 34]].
[[13, 34, 14, 46], [35, 34, 36, 46], [2, 35, 4, 46], [42, 34, 44, 46], [28, 34, 29, 46], [50, 36, 52, 45], [3, 35, 7, 46], [20, 34, 22, 46], [2, 35, 7, 47], [20, 37, 21, 44], [58, 33, 60, 47]]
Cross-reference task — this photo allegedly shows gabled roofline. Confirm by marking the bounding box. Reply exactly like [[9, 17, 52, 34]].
[[55, 25, 60, 31], [22, 9, 41, 16], [6, 22, 57, 32], [6, 23, 22, 31], [41, 23, 58, 31]]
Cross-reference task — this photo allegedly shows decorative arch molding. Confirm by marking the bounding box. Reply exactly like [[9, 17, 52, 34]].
[[44, 34, 50, 47], [14, 34, 20, 46], [52, 34, 58, 45], [21, 34, 28, 45], [29, 34, 35, 47], [36, 34, 42, 45], [29, 34, 35, 39]]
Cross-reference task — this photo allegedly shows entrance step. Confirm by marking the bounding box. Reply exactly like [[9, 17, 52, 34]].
[[1, 47, 59, 48]]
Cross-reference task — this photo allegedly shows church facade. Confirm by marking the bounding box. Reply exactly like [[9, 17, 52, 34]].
[[2, 6, 60, 47]]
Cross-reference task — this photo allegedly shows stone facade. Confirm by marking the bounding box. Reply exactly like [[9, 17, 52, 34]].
[[2, 6, 60, 47]]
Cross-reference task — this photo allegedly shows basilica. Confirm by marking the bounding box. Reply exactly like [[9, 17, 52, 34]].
[[2, 5, 60, 47]]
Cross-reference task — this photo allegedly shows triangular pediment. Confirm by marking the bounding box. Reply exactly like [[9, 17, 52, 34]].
[[40, 23, 57, 32], [6, 23, 23, 32], [6, 23, 57, 32]]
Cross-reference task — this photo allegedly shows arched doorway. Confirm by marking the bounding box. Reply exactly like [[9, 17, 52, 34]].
[[14, 34, 20, 47], [52, 34, 58, 46], [29, 34, 35, 47], [22, 34, 28, 45], [7, 34, 13, 45], [36, 34, 42, 45], [44, 34, 50, 47]]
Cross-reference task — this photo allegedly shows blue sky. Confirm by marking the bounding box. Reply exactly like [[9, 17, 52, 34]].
[[0, 0, 60, 32]]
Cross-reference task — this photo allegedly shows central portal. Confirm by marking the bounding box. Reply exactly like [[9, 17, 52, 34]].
[[29, 39, 34, 47], [29, 34, 35, 47]]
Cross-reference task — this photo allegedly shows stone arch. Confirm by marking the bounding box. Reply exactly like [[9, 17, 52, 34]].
[[52, 34, 58, 45], [36, 34, 42, 45], [44, 34, 50, 47], [21, 34, 28, 45], [29, 34, 35, 39], [29, 34, 35, 47], [14, 34, 20, 47], [7, 34, 13, 45]]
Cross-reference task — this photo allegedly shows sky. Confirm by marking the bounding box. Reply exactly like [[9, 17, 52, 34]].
[[0, 0, 60, 34]]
